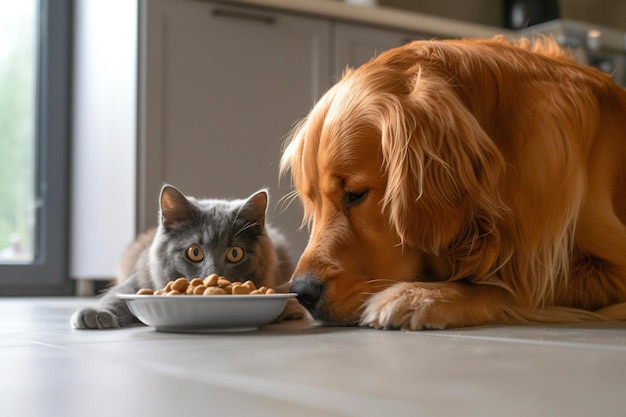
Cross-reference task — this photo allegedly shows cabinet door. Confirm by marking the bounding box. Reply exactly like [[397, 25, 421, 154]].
[[139, 1, 330, 256], [333, 22, 427, 82]]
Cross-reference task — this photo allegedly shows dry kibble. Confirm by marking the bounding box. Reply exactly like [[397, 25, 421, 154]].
[[135, 275, 278, 296], [193, 285, 208, 295], [242, 280, 256, 291], [171, 277, 189, 293], [251, 287, 267, 294], [232, 284, 251, 295], [203, 274, 219, 287], [217, 277, 231, 288], [203, 286, 226, 295], [189, 278, 204, 287]]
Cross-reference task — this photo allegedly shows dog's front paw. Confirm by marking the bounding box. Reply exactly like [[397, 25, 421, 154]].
[[360, 281, 511, 330], [360, 282, 448, 330], [71, 307, 121, 329]]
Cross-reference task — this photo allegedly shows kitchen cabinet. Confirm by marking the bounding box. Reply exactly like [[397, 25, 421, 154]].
[[333, 22, 426, 81], [139, 0, 331, 255]]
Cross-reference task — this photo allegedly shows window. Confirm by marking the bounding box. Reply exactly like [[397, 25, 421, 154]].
[[0, 0, 72, 295]]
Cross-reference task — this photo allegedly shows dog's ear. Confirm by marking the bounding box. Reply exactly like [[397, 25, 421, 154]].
[[380, 69, 507, 266]]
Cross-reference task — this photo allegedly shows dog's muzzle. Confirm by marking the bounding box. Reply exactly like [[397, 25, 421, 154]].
[[289, 274, 323, 314]]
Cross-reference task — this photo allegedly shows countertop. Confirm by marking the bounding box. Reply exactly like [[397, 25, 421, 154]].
[[216, 0, 514, 38]]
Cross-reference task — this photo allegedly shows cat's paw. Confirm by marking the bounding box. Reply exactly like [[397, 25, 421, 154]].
[[273, 298, 307, 322], [71, 307, 121, 329]]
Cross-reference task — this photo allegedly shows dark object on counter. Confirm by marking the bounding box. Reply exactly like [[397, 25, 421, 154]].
[[503, 0, 560, 29]]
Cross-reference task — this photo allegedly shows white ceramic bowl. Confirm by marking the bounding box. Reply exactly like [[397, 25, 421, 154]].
[[117, 293, 297, 333]]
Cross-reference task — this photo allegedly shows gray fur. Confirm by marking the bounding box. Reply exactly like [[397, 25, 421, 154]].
[[71, 185, 295, 329]]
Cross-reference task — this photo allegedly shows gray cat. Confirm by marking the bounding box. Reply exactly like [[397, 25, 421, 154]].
[[71, 184, 298, 329]]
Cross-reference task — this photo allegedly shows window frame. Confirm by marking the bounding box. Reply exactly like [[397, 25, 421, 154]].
[[1, 0, 73, 295]]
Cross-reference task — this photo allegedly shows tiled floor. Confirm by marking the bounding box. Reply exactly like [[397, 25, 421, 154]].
[[2, 297, 625, 417]]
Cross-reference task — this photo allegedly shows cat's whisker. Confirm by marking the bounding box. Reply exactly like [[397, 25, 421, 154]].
[[233, 221, 260, 238], [274, 190, 300, 216], [275, 281, 292, 293]]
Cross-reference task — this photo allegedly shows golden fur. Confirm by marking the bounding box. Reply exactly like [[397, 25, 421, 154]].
[[280, 36, 626, 329]]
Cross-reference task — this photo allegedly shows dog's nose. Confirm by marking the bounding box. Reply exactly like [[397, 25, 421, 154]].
[[289, 274, 323, 312]]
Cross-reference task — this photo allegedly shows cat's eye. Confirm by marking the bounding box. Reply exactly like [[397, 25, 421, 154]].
[[186, 245, 204, 262], [226, 246, 244, 263]]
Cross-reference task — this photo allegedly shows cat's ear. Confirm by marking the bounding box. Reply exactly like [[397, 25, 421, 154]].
[[238, 190, 268, 226], [159, 184, 192, 228]]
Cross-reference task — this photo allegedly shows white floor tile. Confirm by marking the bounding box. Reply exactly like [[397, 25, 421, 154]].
[[1, 297, 625, 417]]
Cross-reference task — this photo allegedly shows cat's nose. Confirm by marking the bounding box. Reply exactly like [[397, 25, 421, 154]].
[[289, 274, 323, 313]]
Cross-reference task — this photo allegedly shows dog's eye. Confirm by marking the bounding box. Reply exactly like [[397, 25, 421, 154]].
[[344, 190, 369, 208]]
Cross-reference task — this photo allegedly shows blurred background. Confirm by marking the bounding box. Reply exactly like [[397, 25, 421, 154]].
[[1, 0, 624, 295]]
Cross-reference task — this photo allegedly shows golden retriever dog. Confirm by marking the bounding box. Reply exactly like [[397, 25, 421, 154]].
[[280, 36, 626, 330]]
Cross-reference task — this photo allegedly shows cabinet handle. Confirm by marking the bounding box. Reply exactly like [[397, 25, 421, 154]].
[[212, 8, 276, 25]]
